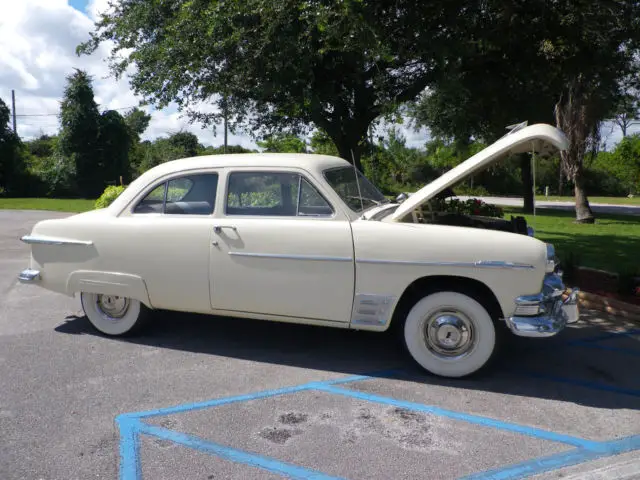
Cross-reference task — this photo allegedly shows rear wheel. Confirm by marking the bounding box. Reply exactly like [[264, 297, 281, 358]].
[[80, 292, 150, 336], [402, 291, 497, 378]]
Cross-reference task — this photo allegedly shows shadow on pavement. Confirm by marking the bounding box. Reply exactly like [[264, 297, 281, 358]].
[[55, 308, 640, 411]]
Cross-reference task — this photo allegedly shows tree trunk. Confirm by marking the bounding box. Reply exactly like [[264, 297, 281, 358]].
[[572, 165, 595, 223], [335, 138, 364, 172], [519, 153, 534, 213]]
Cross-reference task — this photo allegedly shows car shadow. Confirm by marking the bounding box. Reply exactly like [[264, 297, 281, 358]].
[[54, 308, 640, 411]]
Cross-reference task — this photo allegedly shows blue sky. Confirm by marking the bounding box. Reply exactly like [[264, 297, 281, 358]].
[[68, 0, 89, 13]]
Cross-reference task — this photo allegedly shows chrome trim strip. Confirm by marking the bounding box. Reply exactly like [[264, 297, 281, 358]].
[[357, 259, 534, 270], [228, 252, 352, 262], [20, 235, 93, 246]]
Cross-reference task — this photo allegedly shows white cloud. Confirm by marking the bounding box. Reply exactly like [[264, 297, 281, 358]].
[[0, 0, 257, 149]]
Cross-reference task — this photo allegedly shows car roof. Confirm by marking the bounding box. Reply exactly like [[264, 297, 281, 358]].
[[148, 152, 352, 176]]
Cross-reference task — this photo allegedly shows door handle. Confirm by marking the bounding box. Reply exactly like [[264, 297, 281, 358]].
[[213, 225, 238, 234]]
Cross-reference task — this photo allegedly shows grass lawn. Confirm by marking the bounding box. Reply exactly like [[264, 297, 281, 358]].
[[535, 195, 640, 205], [504, 207, 640, 274], [0, 198, 95, 213]]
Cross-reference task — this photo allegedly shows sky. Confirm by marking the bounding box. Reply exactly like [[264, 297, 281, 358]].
[[0, 0, 634, 151]]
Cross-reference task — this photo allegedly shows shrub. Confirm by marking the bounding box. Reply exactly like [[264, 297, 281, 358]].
[[95, 185, 125, 209]]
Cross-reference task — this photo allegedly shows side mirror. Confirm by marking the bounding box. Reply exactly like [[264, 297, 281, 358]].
[[396, 192, 408, 203]]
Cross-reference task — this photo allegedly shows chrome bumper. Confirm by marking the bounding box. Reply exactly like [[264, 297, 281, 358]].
[[18, 268, 40, 283], [505, 273, 579, 338]]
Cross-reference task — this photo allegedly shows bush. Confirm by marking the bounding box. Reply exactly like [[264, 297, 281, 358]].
[[95, 185, 125, 209]]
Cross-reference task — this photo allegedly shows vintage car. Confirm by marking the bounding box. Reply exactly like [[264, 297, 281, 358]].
[[18, 122, 579, 378]]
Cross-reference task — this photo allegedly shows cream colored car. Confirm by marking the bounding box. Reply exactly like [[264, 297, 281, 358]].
[[18, 123, 578, 378]]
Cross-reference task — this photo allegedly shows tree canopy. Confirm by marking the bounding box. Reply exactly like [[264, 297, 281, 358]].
[[410, 0, 640, 222], [78, 0, 477, 170]]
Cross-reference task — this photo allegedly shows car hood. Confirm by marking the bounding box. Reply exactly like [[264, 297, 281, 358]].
[[389, 123, 569, 222]]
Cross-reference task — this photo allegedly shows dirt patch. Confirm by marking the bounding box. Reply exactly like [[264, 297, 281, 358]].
[[259, 427, 303, 444], [278, 412, 308, 425]]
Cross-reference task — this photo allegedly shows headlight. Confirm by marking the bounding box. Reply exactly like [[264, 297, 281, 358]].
[[546, 243, 556, 273]]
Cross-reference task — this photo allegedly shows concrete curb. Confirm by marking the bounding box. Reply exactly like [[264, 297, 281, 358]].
[[564, 289, 640, 323]]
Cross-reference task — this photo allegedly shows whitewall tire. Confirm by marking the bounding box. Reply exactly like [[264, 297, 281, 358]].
[[403, 291, 497, 378], [80, 292, 149, 336]]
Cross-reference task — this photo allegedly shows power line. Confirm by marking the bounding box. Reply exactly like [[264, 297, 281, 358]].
[[14, 105, 141, 117]]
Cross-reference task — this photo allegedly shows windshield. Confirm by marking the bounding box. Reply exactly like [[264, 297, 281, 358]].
[[323, 166, 389, 213]]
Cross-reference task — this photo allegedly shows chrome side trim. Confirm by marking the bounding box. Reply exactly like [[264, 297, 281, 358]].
[[228, 252, 352, 262], [351, 294, 397, 327], [357, 258, 534, 270], [18, 268, 40, 283], [20, 235, 93, 246]]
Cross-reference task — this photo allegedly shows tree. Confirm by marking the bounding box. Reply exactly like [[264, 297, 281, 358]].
[[168, 131, 201, 157], [257, 133, 307, 153], [124, 107, 151, 139], [411, 0, 640, 222], [58, 69, 102, 198], [612, 93, 640, 137], [0, 97, 25, 195], [98, 110, 133, 184], [78, 0, 476, 171]]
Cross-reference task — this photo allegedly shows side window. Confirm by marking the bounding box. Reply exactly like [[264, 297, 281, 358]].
[[226, 171, 332, 217], [134, 173, 218, 215], [133, 183, 166, 214], [295, 177, 334, 216]]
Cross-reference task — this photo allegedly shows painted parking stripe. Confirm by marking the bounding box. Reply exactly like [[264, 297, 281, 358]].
[[569, 342, 640, 356], [518, 371, 640, 397], [137, 420, 346, 480], [461, 434, 640, 480], [316, 385, 602, 450], [129, 373, 378, 419]]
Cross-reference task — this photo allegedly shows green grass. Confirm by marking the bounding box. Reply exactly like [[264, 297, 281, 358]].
[[504, 207, 640, 274], [0, 198, 95, 213], [535, 195, 640, 205]]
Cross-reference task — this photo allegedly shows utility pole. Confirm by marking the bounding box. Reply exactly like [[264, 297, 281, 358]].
[[223, 94, 228, 153], [11, 90, 16, 133]]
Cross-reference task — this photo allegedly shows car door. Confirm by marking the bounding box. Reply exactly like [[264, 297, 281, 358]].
[[114, 170, 220, 313], [209, 168, 355, 324]]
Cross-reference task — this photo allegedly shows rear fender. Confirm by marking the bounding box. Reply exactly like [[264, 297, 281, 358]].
[[66, 271, 153, 308]]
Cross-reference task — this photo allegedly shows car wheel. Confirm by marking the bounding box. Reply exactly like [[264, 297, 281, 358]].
[[80, 292, 150, 336], [402, 291, 497, 378]]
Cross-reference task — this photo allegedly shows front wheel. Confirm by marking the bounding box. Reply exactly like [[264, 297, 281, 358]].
[[80, 292, 150, 336], [402, 291, 497, 378]]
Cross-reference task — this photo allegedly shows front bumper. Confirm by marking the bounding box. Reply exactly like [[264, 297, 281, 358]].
[[505, 273, 579, 338], [18, 268, 40, 283]]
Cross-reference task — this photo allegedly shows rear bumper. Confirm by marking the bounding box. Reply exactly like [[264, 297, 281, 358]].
[[18, 268, 40, 283], [505, 273, 579, 338]]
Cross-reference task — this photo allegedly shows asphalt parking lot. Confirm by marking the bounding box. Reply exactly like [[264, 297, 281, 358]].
[[1, 210, 639, 480]]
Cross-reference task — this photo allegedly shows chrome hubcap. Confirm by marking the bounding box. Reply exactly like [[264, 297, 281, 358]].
[[424, 311, 475, 359], [96, 295, 130, 321]]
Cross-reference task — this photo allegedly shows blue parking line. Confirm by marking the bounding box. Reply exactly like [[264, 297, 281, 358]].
[[130, 373, 379, 419], [568, 329, 640, 344], [116, 355, 639, 480], [518, 371, 640, 397], [137, 420, 346, 480], [117, 415, 142, 480], [461, 434, 640, 480], [316, 385, 602, 450], [570, 342, 640, 356]]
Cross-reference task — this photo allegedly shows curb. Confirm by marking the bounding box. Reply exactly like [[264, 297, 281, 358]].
[[564, 289, 640, 323]]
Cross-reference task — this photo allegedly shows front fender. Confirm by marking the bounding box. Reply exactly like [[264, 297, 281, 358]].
[[350, 221, 548, 330]]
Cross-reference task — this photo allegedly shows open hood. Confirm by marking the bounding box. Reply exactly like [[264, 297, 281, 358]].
[[389, 123, 569, 222]]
